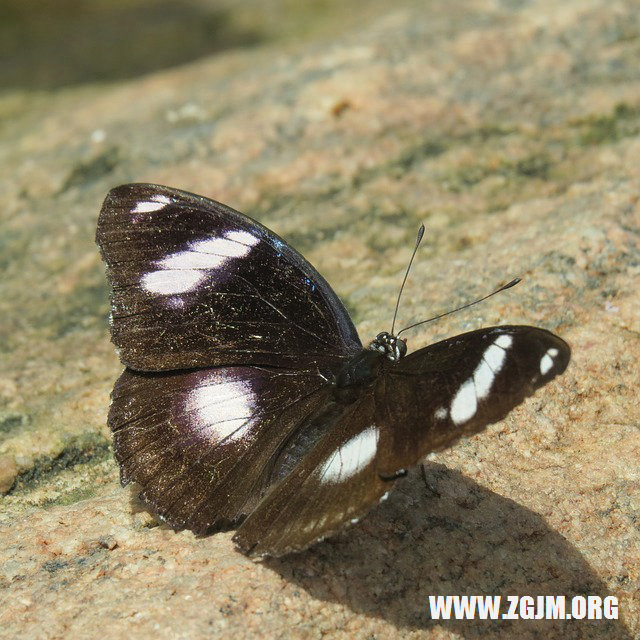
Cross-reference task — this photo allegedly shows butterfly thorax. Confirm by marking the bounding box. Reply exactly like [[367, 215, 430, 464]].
[[333, 333, 406, 403]]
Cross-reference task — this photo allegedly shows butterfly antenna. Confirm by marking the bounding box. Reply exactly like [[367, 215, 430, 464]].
[[397, 277, 521, 337], [390, 224, 425, 336]]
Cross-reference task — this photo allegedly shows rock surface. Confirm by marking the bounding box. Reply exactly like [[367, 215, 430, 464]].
[[1, 0, 638, 638]]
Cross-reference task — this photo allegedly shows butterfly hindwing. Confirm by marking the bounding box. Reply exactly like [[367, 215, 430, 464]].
[[109, 364, 335, 532], [376, 325, 571, 476], [233, 390, 396, 557], [96, 184, 361, 371]]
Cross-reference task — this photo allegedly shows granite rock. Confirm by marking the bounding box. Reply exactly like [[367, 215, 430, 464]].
[[0, 0, 638, 638]]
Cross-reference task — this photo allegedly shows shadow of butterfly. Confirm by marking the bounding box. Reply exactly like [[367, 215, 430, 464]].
[[96, 183, 570, 557]]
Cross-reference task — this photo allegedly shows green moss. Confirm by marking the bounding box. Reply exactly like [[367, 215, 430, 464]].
[[0, 412, 28, 434], [52, 277, 110, 339], [513, 152, 552, 179], [470, 124, 518, 140], [61, 146, 121, 191], [454, 164, 493, 189], [574, 102, 640, 145], [392, 139, 448, 173], [350, 137, 447, 187], [43, 483, 98, 507], [0, 0, 417, 91], [0, 228, 28, 272], [9, 432, 112, 494], [580, 115, 619, 145], [443, 150, 554, 194]]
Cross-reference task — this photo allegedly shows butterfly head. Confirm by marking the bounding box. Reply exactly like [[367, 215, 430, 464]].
[[368, 332, 407, 363]]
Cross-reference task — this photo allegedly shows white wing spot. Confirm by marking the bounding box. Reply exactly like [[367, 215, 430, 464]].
[[450, 378, 477, 425], [449, 334, 513, 425], [133, 201, 164, 213], [141, 269, 203, 295], [434, 407, 448, 420], [184, 375, 255, 444], [472, 339, 508, 400], [224, 229, 259, 246], [483, 343, 506, 372], [141, 229, 256, 296], [547, 347, 559, 357], [540, 350, 556, 375], [132, 194, 171, 213], [473, 359, 495, 400], [190, 237, 253, 258], [494, 333, 513, 349], [159, 251, 226, 270], [320, 426, 378, 484]]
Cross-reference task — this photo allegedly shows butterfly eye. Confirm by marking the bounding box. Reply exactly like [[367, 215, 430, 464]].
[[396, 337, 407, 359]]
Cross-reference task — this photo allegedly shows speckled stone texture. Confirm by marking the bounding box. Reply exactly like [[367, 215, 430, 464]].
[[1, 0, 638, 638]]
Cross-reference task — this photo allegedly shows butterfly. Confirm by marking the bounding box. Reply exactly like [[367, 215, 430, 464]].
[[96, 183, 570, 557]]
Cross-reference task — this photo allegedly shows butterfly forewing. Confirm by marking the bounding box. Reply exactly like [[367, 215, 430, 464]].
[[97, 184, 361, 371], [376, 326, 570, 476]]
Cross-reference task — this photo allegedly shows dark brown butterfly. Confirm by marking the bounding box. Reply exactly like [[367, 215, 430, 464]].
[[96, 183, 570, 557]]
